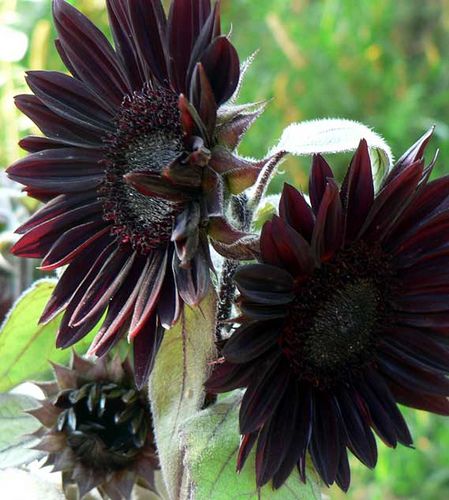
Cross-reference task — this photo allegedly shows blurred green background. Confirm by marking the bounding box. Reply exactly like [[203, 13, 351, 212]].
[[1, 0, 449, 498]]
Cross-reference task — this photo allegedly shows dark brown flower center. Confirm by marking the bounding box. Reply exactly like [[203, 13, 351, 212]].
[[101, 85, 185, 254], [281, 242, 395, 387], [55, 382, 150, 471]]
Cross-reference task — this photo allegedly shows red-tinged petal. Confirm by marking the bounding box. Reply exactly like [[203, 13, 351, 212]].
[[129, 250, 167, 339], [11, 201, 102, 258], [309, 154, 333, 215], [26, 70, 114, 132], [279, 183, 315, 242], [133, 314, 164, 389], [89, 256, 150, 356], [126, 0, 168, 84], [69, 248, 136, 328], [200, 36, 240, 105], [40, 222, 109, 271], [359, 160, 424, 242], [52, 0, 130, 107], [40, 234, 113, 324], [342, 139, 374, 242], [237, 432, 258, 472], [311, 180, 344, 262], [15, 94, 104, 148], [15, 190, 97, 234]]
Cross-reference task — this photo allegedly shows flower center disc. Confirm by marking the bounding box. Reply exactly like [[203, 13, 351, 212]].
[[282, 243, 394, 387], [101, 86, 185, 254], [57, 382, 148, 471]]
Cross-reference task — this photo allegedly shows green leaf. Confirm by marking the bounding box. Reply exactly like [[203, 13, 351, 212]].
[[149, 290, 217, 500], [0, 393, 42, 469], [272, 118, 393, 188], [181, 392, 321, 500], [0, 279, 100, 392]]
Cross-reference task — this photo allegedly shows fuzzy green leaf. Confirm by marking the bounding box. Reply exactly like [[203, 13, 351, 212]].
[[149, 290, 217, 500], [181, 391, 321, 500], [0, 279, 100, 392], [0, 393, 41, 469]]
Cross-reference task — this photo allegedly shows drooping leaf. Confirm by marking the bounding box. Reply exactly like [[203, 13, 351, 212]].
[[272, 118, 393, 187], [181, 391, 321, 500], [149, 290, 217, 500], [0, 393, 42, 469], [0, 280, 100, 392]]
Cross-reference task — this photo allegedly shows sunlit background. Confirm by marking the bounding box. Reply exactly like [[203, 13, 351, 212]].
[[1, 0, 449, 498]]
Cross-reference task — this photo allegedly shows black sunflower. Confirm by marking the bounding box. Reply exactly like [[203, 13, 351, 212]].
[[29, 353, 159, 500], [8, 0, 267, 387], [206, 131, 449, 491]]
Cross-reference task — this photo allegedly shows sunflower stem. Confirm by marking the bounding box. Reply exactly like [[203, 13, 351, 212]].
[[215, 195, 251, 341]]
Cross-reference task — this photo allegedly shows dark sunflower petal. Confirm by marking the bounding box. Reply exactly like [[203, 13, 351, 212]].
[[272, 383, 312, 489], [200, 36, 240, 105], [359, 159, 424, 242], [256, 379, 301, 487], [279, 183, 315, 242], [15, 94, 104, 148], [239, 351, 288, 435], [335, 388, 377, 468], [309, 154, 333, 215], [106, 0, 145, 89], [311, 179, 344, 262], [25, 70, 114, 132], [234, 263, 294, 302], [270, 216, 315, 277], [133, 314, 164, 390], [342, 139, 374, 242], [126, 0, 168, 84], [309, 391, 343, 487], [206, 361, 256, 394], [222, 321, 282, 363], [53, 0, 130, 107]]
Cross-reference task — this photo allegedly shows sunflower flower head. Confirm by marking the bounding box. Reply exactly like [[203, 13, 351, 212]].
[[206, 130, 449, 491], [29, 353, 158, 500], [7, 0, 268, 387]]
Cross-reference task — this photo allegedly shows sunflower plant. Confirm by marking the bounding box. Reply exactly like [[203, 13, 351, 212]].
[[1, 1, 449, 500]]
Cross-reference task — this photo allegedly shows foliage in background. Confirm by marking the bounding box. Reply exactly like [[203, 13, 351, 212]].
[[2, 0, 449, 498]]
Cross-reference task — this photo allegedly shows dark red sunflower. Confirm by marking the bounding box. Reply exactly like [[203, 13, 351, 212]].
[[29, 353, 159, 500], [206, 130, 449, 491], [8, 0, 267, 387]]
